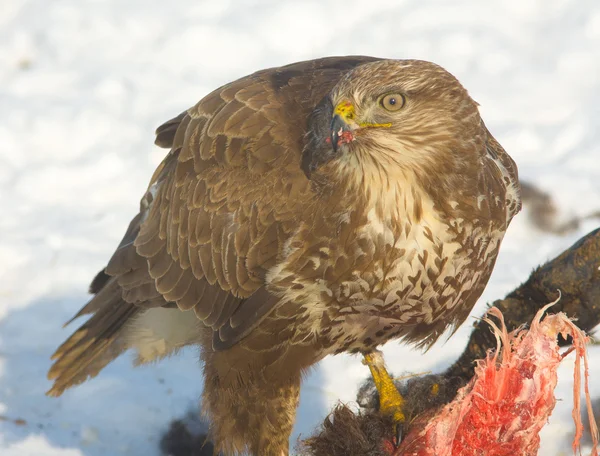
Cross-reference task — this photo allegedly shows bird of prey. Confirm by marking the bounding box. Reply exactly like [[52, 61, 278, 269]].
[[47, 56, 521, 456]]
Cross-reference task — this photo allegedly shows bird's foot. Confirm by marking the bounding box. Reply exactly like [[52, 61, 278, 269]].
[[363, 350, 405, 445]]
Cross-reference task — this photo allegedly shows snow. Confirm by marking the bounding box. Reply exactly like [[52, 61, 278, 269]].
[[1, 0, 599, 455]]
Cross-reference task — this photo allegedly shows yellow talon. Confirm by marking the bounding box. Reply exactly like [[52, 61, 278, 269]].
[[363, 351, 405, 423]]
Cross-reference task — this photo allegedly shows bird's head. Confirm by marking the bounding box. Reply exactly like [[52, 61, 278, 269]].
[[302, 59, 485, 193]]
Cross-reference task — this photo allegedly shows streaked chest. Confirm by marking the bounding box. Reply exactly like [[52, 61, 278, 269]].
[[336, 207, 500, 321], [266, 181, 502, 347]]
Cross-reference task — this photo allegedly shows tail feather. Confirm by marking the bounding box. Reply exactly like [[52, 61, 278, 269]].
[[47, 279, 140, 397]]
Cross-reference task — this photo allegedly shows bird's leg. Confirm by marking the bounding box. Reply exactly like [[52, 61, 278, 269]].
[[201, 338, 302, 456], [204, 373, 299, 456], [363, 350, 405, 441], [251, 380, 299, 456]]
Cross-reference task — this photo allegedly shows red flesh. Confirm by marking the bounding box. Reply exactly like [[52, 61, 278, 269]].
[[394, 305, 599, 456]]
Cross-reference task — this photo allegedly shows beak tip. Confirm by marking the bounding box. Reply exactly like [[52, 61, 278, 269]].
[[330, 134, 339, 153], [330, 114, 350, 152]]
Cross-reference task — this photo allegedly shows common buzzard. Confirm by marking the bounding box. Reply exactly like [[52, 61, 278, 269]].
[[48, 56, 521, 455]]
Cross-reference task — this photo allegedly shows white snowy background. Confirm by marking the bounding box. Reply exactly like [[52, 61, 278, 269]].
[[1, 0, 600, 455]]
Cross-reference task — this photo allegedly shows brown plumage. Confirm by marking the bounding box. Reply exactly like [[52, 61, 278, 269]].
[[47, 56, 521, 455]]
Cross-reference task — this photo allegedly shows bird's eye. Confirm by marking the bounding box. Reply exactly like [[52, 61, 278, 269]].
[[379, 93, 406, 112]]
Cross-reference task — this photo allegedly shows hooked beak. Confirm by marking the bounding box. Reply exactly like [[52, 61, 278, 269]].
[[330, 114, 354, 152]]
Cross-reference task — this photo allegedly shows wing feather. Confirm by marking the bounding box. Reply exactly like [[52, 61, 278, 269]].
[[54, 57, 380, 376], [48, 56, 382, 395]]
